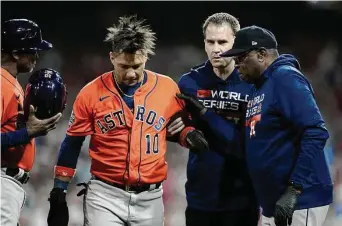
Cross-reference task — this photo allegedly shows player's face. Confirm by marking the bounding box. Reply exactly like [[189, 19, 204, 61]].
[[110, 51, 147, 86], [16, 52, 39, 73], [204, 23, 235, 69], [234, 50, 264, 84]]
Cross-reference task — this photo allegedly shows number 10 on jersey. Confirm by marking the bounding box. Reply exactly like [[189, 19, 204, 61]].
[[146, 134, 159, 154]]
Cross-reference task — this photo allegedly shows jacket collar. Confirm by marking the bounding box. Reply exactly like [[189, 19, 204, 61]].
[[199, 60, 242, 84]]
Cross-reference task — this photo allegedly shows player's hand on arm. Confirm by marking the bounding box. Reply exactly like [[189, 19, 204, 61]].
[[177, 93, 207, 115], [166, 111, 191, 143], [175, 92, 209, 152], [26, 105, 62, 138], [185, 130, 209, 153], [178, 92, 239, 147], [274, 184, 301, 226], [167, 116, 185, 136]]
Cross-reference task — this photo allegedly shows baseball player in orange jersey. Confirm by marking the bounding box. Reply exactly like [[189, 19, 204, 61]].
[[1, 19, 62, 226], [47, 15, 208, 226]]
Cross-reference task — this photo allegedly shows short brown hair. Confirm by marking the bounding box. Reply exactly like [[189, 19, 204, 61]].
[[104, 15, 156, 56], [203, 13, 240, 38]]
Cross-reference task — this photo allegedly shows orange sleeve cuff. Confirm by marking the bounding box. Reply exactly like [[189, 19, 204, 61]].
[[179, 126, 195, 148], [54, 165, 76, 178]]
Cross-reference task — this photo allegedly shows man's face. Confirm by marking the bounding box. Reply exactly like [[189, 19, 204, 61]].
[[16, 52, 39, 73], [110, 51, 147, 86], [234, 50, 263, 84], [204, 23, 235, 69]]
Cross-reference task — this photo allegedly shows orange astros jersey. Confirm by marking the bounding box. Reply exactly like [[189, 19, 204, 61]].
[[66, 70, 189, 185], [1, 68, 36, 171]]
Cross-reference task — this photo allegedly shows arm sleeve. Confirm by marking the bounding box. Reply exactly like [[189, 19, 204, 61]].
[[172, 86, 196, 148], [54, 135, 86, 177], [1, 93, 31, 149], [201, 109, 240, 144], [1, 95, 3, 122], [66, 91, 94, 136], [1, 129, 31, 149], [178, 78, 239, 146], [166, 110, 193, 143], [275, 71, 330, 186]]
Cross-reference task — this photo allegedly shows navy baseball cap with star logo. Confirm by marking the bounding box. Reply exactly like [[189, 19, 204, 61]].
[[220, 25, 278, 57]]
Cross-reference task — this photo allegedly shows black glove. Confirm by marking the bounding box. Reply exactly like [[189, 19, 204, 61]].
[[177, 93, 207, 115], [47, 188, 69, 226], [274, 185, 301, 226], [76, 182, 88, 196], [186, 130, 209, 153]]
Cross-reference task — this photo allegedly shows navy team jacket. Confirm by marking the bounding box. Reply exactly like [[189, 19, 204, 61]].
[[178, 61, 257, 211], [245, 54, 333, 217]]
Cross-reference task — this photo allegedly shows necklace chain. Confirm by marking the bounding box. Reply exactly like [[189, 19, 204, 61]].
[[113, 73, 144, 98]]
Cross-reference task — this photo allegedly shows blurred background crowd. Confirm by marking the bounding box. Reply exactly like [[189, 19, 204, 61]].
[[2, 1, 342, 226]]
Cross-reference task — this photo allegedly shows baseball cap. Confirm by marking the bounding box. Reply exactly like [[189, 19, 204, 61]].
[[221, 25, 278, 57]]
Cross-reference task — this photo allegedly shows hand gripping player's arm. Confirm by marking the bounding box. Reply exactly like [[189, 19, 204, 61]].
[[47, 93, 93, 226], [167, 110, 209, 154], [1, 104, 62, 150], [166, 82, 209, 153], [272, 71, 329, 226], [176, 93, 240, 146]]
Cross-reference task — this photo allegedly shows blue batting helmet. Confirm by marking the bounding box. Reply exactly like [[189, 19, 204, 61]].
[[24, 68, 67, 120], [1, 19, 53, 53]]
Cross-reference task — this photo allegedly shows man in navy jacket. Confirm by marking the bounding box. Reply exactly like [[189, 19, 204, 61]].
[[219, 26, 333, 226], [177, 13, 259, 226]]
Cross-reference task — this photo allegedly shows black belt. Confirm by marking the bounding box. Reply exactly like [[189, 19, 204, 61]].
[[4, 168, 30, 184], [92, 176, 161, 193]]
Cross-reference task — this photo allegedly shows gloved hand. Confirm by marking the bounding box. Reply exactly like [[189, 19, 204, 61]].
[[176, 93, 207, 115], [274, 185, 301, 226], [47, 188, 69, 226], [186, 130, 209, 153], [76, 182, 88, 196]]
